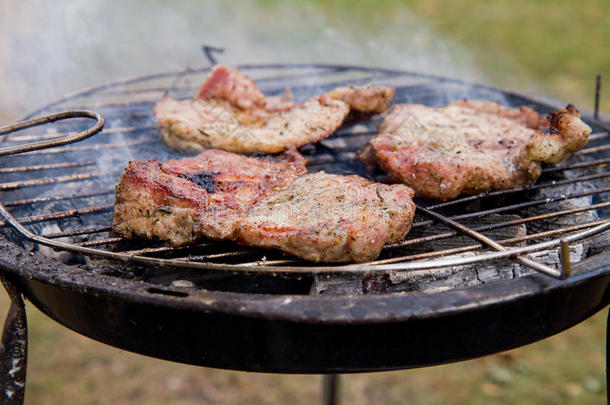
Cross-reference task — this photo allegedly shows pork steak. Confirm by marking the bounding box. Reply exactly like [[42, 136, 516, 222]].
[[359, 101, 591, 200], [112, 149, 307, 246], [113, 150, 415, 262], [237, 171, 415, 262], [154, 65, 395, 154]]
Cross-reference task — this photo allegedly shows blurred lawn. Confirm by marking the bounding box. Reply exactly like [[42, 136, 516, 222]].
[[407, 0, 610, 113], [0, 0, 608, 404], [312, 0, 610, 113]]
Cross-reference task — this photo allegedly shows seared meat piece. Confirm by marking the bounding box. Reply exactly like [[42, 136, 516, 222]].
[[113, 151, 416, 262], [112, 149, 307, 246], [359, 102, 591, 201], [194, 63, 266, 110], [328, 85, 395, 114], [236, 172, 415, 262], [155, 65, 395, 154], [450, 100, 549, 130], [155, 95, 349, 154]]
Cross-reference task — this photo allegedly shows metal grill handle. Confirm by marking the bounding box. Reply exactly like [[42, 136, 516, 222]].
[[0, 110, 105, 156]]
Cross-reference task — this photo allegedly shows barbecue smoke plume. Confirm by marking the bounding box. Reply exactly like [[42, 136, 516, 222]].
[[1, 0, 497, 121]]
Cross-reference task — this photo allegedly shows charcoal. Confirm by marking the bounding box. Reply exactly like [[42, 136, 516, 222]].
[[311, 214, 526, 295], [310, 273, 365, 295], [387, 255, 516, 292], [525, 153, 610, 255]]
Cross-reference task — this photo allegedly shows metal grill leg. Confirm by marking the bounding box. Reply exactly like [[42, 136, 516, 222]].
[[0, 275, 27, 405], [323, 374, 339, 405], [607, 308, 609, 404]]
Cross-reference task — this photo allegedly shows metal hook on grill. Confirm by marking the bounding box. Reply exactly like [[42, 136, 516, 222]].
[[201, 45, 225, 66], [559, 239, 571, 279], [594, 74, 601, 121], [0, 110, 105, 156]]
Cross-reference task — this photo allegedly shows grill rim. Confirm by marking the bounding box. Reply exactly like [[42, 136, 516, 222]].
[[1, 235, 608, 324], [1, 237, 609, 373]]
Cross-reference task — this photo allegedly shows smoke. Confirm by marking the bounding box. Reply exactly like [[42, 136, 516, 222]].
[[1, 0, 492, 121]]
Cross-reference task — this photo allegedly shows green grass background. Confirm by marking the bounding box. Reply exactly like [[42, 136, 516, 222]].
[[0, 0, 609, 404]]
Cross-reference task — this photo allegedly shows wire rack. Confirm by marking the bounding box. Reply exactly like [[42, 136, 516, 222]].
[[0, 63, 609, 280]]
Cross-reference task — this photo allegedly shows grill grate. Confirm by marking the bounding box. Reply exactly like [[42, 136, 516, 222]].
[[0, 64, 609, 280]]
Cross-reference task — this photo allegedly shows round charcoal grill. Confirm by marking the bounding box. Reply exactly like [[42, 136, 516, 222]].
[[0, 60, 609, 403]]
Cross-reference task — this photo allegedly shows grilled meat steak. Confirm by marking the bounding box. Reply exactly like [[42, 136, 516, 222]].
[[112, 149, 307, 246], [113, 150, 415, 262], [237, 172, 415, 262], [328, 85, 395, 114], [359, 102, 591, 200], [155, 95, 349, 155], [154, 65, 395, 154]]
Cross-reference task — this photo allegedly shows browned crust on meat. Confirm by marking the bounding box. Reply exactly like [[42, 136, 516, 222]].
[[450, 100, 549, 130], [113, 151, 416, 262], [528, 104, 590, 164], [359, 101, 591, 201], [195, 65, 265, 110], [328, 85, 396, 113], [112, 149, 307, 246], [235, 172, 415, 262], [155, 65, 395, 154], [112, 159, 209, 246], [154, 95, 350, 154]]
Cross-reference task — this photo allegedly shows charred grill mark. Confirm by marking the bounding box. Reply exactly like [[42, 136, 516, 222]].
[[179, 172, 219, 192], [375, 187, 385, 203], [543, 126, 561, 135], [498, 139, 517, 148], [197, 128, 211, 137]]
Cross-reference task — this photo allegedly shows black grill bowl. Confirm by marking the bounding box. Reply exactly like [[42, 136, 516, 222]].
[[1, 239, 609, 373]]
